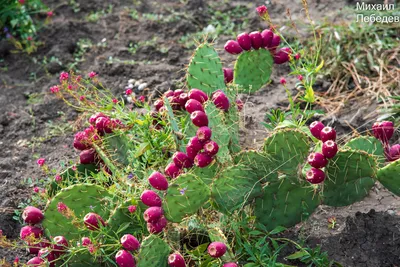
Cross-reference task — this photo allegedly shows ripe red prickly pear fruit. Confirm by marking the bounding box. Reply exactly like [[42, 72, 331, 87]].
[[95, 116, 113, 134], [190, 111, 208, 127], [207, 242, 227, 258], [212, 91, 230, 111], [81, 237, 91, 246], [309, 121, 325, 140], [28, 239, 50, 255], [178, 93, 189, 108], [140, 190, 162, 207], [373, 121, 394, 143], [224, 40, 243, 55], [80, 149, 96, 164], [89, 112, 106, 125], [322, 140, 338, 159], [22, 206, 44, 225], [194, 152, 213, 168], [307, 153, 328, 168], [172, 152, 193, 169], [223, 263, 238, 267], [203, 141, 219, 156], [20, 225, 43, 240], [269, 34, 281, 52], [164, 90, 175, 97], [26, 257, 44, 266], [236, 32, 252, 50], [174, 89, 184, 97], [154, 99, 164, 111], [120, 234, 140, 252], [52, 236, 68, 256], [196, 126, 212, 143], [83, 212, 106, 231], [165, 162, 182, 179], [188, 89, 208, 104], [261, 29, 273, 48], [188, 136, 204, 151], [320, 127, 337, 142], [73, 131, 90, 150], [115, 250, 136, 267], [236, 99, 243, 111], [168, 253, 186, 267], [389, 144, 400, 161], [143, 207, 164, 223], [148, 171, 169, 191], [306, 168, 325, 184], [249, 31, 263, 49], [223, 68, 233, 84], [273, 47, 292, 64], [185, 99, 204, 114], [147, 216, 167, 233], [38, 247, 56, 266]]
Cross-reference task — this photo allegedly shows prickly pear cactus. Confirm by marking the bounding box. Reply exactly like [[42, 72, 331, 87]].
[[377, 160, 400, 196], [163, 173, 210, 222], [137, 235, 171, 267], [233, 49, 273, 93], [233, 150, 278, 182], [345, 136, 385, 165], [191, 163, 219, 185], [323, 149, 377, 207], [186, 42, 225, 94], [42, 184, 113, 240]]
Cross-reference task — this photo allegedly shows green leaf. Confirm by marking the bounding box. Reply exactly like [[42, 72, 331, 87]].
[[286, 250, 309, 260], [134, 142, 149, 158], [269, 226, 287, 235], [248, 230, 263, 236]]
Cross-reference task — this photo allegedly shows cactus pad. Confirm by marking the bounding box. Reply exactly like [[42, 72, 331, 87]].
[[345, 136, 385, 165], [191, 163, 219, 185], [98, 133, 133, 168], [211, 165, 263, 214], [163, 174, 210, 222], [377, 160, 400, 196], [42, 184, 113, 240], [254, 179, 320, 231], [233, 49, 273, 93], [323, 149, 377, 207], [263, 129, 310, 178], [186, 43, 225, 94], [137, 235, 171, 267]]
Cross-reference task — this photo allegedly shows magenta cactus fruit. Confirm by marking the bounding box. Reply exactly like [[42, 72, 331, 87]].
[[81, 237, 91, 246], [185, 99, 204, 114], [120, 234, 140, 252], [236, 99, 244, 111], [178, 93, 189, 107], [148, 171, 169, 190], [174, 89, 184, 97], [28, 239, 50, 255], [188, 136, 204, 150], [95, 116, 113, 134], [26, 257, 44, 266], [223, 263, 238, 267], [269, 34, 281, 51], [322, 140, 338, 159], [309, 121, 325, 140], [165, 162, 182, 179], [196, 126, 212, 143], [236, 32, 252, 50], [89, 112, 106, 125], [20, 226, 43, 241], [261, 29, 273, 48], [389, 144, 400, 161], [373, 121, 394, 143], [83, 212, 106, 231], [172, 152, 194, 169], [224, 40, 243, 55], [147, 216, 167, 233], [115, 250, 136, 267], [143, 207, 164, 223], [307, 152, 328, 168], [212, 91, 230, 111], [207, 242, 227, 258], [38, 247, 56, 264], [203, 141, 219, 156], [320, 127, 337, 142], [80, 149, 96, 164], [73, 131, 90, 150], [164, 90, 174, 97], [273, 47, 292, 64], [140, 190, 162, 207], [52, 236, 68, 255], [22, 206, 44, 225], [168, 253, 186, 267], [223, 68, 233, 84], [190, 110, 209, 127], [154, 99, 164, 111], [306, 168, 326, 184], [249, 31, 263, 49], [194, 152, 213, 168], [188, 89, 208, 104]]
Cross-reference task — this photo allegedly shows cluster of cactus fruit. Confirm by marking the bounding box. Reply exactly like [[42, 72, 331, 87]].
[[8, 27, 400, 266]]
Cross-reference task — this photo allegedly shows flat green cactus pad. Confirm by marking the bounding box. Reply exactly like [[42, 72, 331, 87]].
[[107, 199, 147, 237], [377, 160, 400, 196], [191, 163, 219, 185], [225, 103, 241, 154], [66, 251, 101, 267], [163, 174, 210, 222], [186, 43, 225, 94], [42, 184, 113, 241], [100, 133, 133, 168], [137, 235, 171, 267], [255, 178, 320, 231], [263, 129, 310, 177], [233, 150, 278, 183], [345, 136, 385, 165], [211, 165, 263, 214], [323, 149, 377, 207], [233, 49, 273, 93]]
